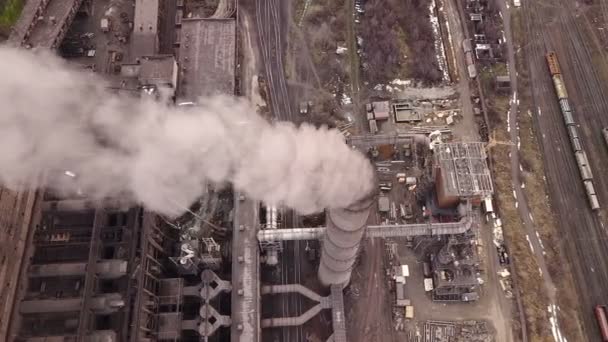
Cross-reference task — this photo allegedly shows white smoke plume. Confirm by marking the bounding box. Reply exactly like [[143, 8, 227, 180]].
[[0, 46, 374, 216]]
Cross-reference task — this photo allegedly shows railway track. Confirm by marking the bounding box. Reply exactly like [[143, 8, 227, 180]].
[[255, 0, 294, 122], [523, 0, 608, 339], [254, 0, 308, 339]]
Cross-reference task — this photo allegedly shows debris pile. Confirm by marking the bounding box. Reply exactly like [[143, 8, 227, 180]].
[[423, 320, 495, 342]]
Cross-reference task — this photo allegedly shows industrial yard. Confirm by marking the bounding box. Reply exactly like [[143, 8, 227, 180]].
[[2, 0, 608, 341]]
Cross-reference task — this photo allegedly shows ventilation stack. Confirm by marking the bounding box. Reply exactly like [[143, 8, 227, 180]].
[[318, 194, 375, 288]]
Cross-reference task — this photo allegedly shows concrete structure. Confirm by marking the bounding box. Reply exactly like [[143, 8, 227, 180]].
[[139, 55, 178, 89], [132, 0, 161, 56], [378, 196, 390, 212], [330, 284, 347, 342], [257, 214, 476, 242], [28, 259, 127, 279], [231, 194, 260, 342], [177, 18, 236, 102], [393, 101, 422, 122], [318, 195, 375, 287], [5, 200, 162, 340], [347, 133, 429, 150], [372, 101, 390, 120], [9, 0, 84, 49]]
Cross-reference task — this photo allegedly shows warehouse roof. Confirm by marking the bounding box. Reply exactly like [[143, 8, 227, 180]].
[[435, 142, 493, 197], [177, 18, 236, 101]]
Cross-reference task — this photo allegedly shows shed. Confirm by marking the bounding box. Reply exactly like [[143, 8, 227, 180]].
[[496, 75, 511, 89], [462, 292, 480, 302], [372, 101, 390, 120], [424, 278, 434, 292], [393, 101, 421, 122], [469, 13, 482, 22], [394, 264, 409, 277], [396, 282, 406, 300], [405, 306, 414, 319], [378, 196, 390, 212], [369, 119, 378, 134], [462, 39, 472, 53]]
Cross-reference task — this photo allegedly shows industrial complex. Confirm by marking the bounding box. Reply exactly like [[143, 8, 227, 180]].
[[3, 0, 608, 341]]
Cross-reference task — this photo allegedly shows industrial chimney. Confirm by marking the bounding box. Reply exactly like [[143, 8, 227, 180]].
[[318, 192, 375, 288]]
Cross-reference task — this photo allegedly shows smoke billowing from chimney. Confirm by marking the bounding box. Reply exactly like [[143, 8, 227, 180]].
[[0, 46, 374, 216]]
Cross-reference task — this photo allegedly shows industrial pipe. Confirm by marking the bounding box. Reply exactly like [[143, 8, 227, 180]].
[[261, 284, 322, 302], [256, 216, 474, 242], [257, 227, 324, 241], [261, 304, 323, 327]]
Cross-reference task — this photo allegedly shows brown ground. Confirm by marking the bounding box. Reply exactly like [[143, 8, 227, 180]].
[[481, 5, 586, 341]]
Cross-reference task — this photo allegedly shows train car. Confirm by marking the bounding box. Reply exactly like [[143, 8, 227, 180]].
[[567, 126, 579, 140], [546, 52, 561, 75], [559, 98, 571, 113], [584, 180, 600, 210], [552, 74, 569, 99], [575, 151, 594, 180], [603, 127, 608, 148], [595, 305, 608, 341], [563, 111, 575, 126], [571, 136, 583, 152]]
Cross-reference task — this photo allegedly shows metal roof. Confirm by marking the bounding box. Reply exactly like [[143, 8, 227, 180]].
[[435, 142, 493, 197], [178, 18, 236, 101]]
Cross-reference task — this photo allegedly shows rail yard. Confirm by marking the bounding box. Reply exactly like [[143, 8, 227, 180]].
[[1, 0, 608, 341]]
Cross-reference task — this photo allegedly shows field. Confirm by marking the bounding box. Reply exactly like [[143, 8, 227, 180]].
[[482, 6, 585, 341], [0, 0, 23, 38], [358, 0, 443, 86]]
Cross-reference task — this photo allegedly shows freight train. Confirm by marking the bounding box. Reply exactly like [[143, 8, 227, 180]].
[[595, 305, 608, 341], [545, 52, 600, 210]]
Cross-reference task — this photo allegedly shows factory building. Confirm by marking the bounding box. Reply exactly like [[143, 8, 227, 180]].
[[120, 55, 179, 98], [433, 142, 493, 209], [5, 196, 175, 340]]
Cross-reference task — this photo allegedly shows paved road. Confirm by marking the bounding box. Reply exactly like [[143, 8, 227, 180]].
[[523, 0, 608, 340]]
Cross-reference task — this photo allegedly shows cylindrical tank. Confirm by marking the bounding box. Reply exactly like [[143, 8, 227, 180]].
[[595, 305, 608, 341], [318, 194, 375, 288]]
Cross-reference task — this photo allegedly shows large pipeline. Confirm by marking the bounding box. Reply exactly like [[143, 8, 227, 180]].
[[256, 215, 474, 241], [261, 305, 323, 327]]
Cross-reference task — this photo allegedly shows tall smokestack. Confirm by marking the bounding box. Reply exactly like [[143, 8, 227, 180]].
[[318, 193, 375, 287]]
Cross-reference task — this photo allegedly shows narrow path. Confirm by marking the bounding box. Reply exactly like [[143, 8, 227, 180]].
[[500, 0, 557, 304]]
